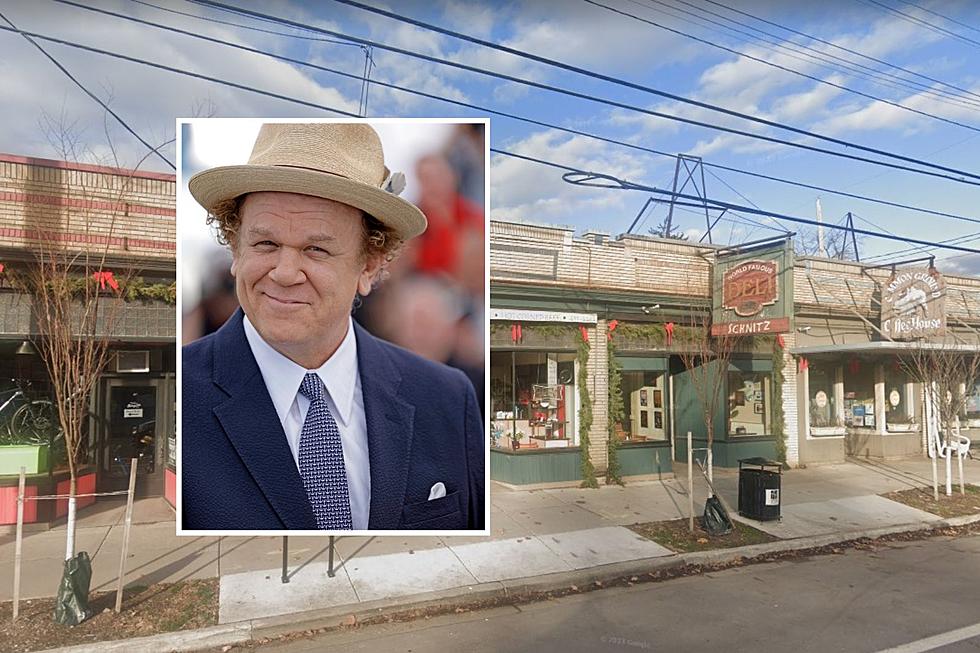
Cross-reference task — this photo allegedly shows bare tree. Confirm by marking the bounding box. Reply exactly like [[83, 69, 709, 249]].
[[22, 110, 172, 560], [900, 339, 980, 498], [795, 225, 862, 260], [675, 308, 746, 484]]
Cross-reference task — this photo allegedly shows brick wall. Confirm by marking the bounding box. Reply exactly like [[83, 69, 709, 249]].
[[588, 320, 608, 473], [0, 154, 175, 262], [491, 220, 980, 316], [490, 220, 713, 298]]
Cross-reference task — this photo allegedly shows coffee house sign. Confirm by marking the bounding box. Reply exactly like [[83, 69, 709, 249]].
[[881, 266, 946, 339]]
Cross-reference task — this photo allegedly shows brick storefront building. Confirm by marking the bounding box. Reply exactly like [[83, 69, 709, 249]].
[[489, 219, 980, 485], [0, 153, 176, 525]]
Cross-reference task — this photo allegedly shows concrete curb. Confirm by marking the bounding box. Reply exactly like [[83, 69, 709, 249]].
[[35, 622, 251, 653], [38, 514, 980, 653]]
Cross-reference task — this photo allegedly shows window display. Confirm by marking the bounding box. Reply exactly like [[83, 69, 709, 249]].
[[843, 360, 875, 428], [620, 371, 667, 441], [808, 362, 843, 435], [728, 371, 771, 436], [885, 365, 915, 431], [490, 350, 577, 451]]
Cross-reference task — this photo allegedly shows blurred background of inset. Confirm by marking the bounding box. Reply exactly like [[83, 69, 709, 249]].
[[179, 119, 486, 412]]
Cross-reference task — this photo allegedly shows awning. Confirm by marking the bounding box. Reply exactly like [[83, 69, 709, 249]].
[[791, 341, 980, 356]]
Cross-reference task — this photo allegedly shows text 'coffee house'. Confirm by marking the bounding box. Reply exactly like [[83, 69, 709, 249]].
[[489, 219, 980, 486]]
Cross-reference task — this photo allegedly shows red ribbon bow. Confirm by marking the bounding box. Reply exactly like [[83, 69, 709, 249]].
[[776, 334, 786, 349], [665, 322, 675, 345], [510, 323, 522, 343], [0, 263, 5, 274], [798, 356, 809, 373], [578, 325, 589, 343], [607, 319, 619, 340], [93, 270, 119, 291]]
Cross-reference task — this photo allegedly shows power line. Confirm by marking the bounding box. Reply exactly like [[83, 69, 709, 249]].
[[38, 0, 980, 231], [0, 10, 175, 170], [703, 0, 980, 104], [0, 23, 359, 118], [129, 0, 367, 48], [641, 0, 980, 112], [490, 146, 980, 255], [897, 0, 980, 36], [196, 0, 980, 185], [586, 0, 980, 135], [861, 0, 980, 49]]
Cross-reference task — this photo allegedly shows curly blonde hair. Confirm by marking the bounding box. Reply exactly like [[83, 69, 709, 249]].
[[206, 195, 404, 273]]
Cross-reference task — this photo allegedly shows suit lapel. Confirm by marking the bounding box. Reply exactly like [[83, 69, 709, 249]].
[[356, 323, 415, 530], [211, 310, 317, 530]]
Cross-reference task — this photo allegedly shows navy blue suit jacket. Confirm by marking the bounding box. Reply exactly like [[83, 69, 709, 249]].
[[181, 310, 485, 530]]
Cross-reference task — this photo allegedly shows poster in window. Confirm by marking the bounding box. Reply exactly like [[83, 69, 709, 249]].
[[864, 414, 875, 427], [753, 402, 764, 414], [640, 412, 648, 428], [653, 389, 663, 408], [654, 412, 663, 429], [640, 389, 648, 407], [734, 390, 745, 406]]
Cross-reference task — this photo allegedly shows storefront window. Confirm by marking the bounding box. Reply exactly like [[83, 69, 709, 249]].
[[620, 371, 667, 442], [885, 366, 914, 430], [809, 362, 840, 429], [964, 379, 980, 426], [728, 371, 771, 436], [490, 350, 577, 451], [843, 361, 876, 428]]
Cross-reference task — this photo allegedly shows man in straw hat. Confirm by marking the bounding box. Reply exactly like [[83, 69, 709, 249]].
[[181, 122, 484, 531]]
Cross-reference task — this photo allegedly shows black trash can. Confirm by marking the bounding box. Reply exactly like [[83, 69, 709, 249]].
[[738, 457, 782, 521]]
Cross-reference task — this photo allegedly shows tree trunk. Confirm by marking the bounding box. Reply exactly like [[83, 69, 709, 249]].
[[65, 475, 77, 561], [705, 417, 714, 485]]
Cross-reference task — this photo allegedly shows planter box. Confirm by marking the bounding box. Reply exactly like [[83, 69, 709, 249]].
[[530, 437, 570, 449], [810, 426, 846, 437], [0, 445, 49, 475], [886, 423, 918, 433]]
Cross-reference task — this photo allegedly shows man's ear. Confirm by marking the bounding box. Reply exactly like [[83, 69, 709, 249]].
[[357, 253, 384, 296]]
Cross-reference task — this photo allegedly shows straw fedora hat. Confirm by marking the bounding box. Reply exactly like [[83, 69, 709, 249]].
[[188, 123, 427, 240]]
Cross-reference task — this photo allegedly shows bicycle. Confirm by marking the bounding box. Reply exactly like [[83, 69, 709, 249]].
[[0, 379, 62, 446]]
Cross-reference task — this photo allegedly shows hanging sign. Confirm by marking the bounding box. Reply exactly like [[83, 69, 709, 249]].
[[881, 266, 946, 339], [712, 239, 794, 336]]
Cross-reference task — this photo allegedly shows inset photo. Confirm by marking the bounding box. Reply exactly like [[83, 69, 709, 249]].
[[177, 118, 487, 535]]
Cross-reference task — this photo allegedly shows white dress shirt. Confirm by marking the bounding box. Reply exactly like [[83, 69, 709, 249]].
[[243, 316, 371, 529]]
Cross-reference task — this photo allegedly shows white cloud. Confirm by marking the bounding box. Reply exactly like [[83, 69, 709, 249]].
[[490, 129, 663, 228]]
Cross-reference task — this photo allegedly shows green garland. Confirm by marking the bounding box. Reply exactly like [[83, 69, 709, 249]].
[[615, 323, 666, 344], [605, 338, 624, 485], [771, 336, 787, 463], [4, 272, 176, 305], [489, 323, 576, 340], [577, 330, 598, 488]]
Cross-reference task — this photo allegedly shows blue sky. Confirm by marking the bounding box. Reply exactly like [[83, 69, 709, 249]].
[[2, 0, 979, 272]]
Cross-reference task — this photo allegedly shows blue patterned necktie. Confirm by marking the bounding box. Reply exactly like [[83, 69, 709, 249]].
[[298, 373, 353, 530]]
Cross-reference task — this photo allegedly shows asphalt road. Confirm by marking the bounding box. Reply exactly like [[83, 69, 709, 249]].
[[257, 534, 980, 653]]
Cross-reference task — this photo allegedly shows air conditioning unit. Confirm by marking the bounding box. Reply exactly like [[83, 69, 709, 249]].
[[116, 350, 149, 373]]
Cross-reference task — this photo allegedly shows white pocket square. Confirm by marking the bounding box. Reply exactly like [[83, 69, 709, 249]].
[[428, 482, 447, 500]]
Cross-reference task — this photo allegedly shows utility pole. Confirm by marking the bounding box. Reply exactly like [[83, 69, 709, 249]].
[[816, 198, 828, 257]]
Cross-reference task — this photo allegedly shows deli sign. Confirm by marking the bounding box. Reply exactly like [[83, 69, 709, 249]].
[[881, 266, 946, 339], [722, 260, 779, 316], [712, 239, 793, 336]]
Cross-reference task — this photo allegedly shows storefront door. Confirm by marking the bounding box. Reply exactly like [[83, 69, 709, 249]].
[[100, 379, 167, 496]]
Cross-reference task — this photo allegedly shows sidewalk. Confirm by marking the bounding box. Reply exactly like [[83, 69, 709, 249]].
[[1, 457, 974, 638]]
